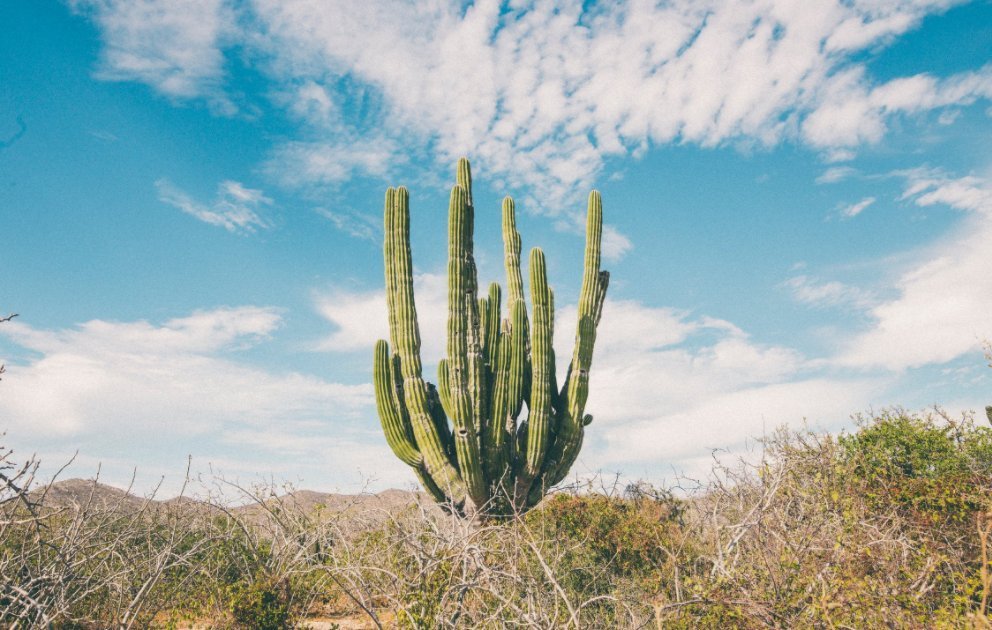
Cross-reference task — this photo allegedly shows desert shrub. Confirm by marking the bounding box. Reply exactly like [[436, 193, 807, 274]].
[[4, 407, 992, 628], [654, 409, 992, 628], [528, 487, 687, 590], [839, 410, 992, 525], [228, 577, 291, 630]]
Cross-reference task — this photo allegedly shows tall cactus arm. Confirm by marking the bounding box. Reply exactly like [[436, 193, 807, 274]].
[[548, 288, 561, 417], [380, 346, 452, 504], [480, 296, 491, 366], [503, 199, 530, 420], [516, 248, 555, 502], [484, 283, 502, 370], [373, 340, 422, 468], [457, 160, 490, 490], [556, 271, 608, 406], [437, 359, 455, 420], [385, 186, 466, 504], [502, 197, 532, 405], [486, 319, 513, 488], [543, 191, 608, 487], [425, 382, 455, 459], [501, 197, 526, 322], [457, 157, 473, 207], [577, 192, 604, 322], [446, 184, 488, 507], [384, 189, 402, 354]]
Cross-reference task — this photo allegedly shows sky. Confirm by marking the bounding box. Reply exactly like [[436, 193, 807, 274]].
[[1, 0, 991, 495]]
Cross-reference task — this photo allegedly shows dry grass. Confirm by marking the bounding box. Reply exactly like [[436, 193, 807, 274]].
[[3, 407, 992, 628]]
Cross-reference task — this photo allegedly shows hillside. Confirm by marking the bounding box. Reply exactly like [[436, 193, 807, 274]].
[[31, 478, 426, 516]]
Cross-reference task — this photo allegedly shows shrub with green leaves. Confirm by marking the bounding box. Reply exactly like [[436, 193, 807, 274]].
[[228, 577, 291, 630]]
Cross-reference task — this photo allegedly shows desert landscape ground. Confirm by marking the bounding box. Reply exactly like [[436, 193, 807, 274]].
[[5, 406, 992, 627]]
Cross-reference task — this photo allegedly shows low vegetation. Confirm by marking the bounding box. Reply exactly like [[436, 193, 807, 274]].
[[3, 408, 992, 627]]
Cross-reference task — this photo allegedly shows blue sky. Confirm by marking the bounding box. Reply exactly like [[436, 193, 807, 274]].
[[1, 0, 991, 494]]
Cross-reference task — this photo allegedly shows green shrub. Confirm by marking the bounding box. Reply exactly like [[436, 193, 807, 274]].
[[228, 577, 291, 630], [526, 485, 690, 607], [839, 409, 992, 526]]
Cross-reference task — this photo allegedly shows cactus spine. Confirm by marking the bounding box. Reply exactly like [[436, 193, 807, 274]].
[[373, 158, 609, 517]]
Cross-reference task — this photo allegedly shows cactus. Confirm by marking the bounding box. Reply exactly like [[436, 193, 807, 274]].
[[373, 158, 609, 518]]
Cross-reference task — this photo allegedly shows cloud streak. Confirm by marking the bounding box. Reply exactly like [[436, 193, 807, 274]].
[[782, 275, 876, 310], [839, 196, 876, 219], [156, 178, 273, 233]]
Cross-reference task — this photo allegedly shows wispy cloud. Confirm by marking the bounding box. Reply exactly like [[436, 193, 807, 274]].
[[838, 196, 876, 219], [155, 178, 273, 234], [265, 140, 397, 188], [600, 224, 633, 262], [835, 170, 992, 370], [250, 0, 990, 200], [87, 129, 119, 142], [781, 275, 875, 310], [314, 208, 378, 242], [0, 307, 371, 436], [898, 167, 992, 215], [815, 166, 858, 184]]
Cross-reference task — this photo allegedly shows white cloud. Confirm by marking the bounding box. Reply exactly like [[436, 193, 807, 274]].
[[0, 307, 370, 438], [70, 0, 237, 114], [549, 298, 884, 474], [802, 65, 992, 150], [938, 109, 961, 125], [839, 196, 876, 218], [156, 178, 273, 233], [265, 140, 397, 187], [77, 0, 991, 207], [284, 81, 338, 127], [249, 0, 988, 199], [600, 224, 633, 262], [601, 378, 883, 472], [835, 170, 992, 370], [816, 166, 859, 184], [782, 275, 876, 309], [899, 168, 992, 214], [314, 207, 378, 242], [0, 307, 379, 492]]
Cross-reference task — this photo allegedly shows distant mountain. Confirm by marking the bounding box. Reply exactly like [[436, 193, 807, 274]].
[[29, 478, 430, 517], [29, 477, 148, 510]]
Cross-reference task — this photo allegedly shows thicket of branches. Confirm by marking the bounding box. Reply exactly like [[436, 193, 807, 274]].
[[2, 407, 992, 628]]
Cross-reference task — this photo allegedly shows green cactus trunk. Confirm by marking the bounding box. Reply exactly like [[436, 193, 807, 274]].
[[371, 158, 608, 518]]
